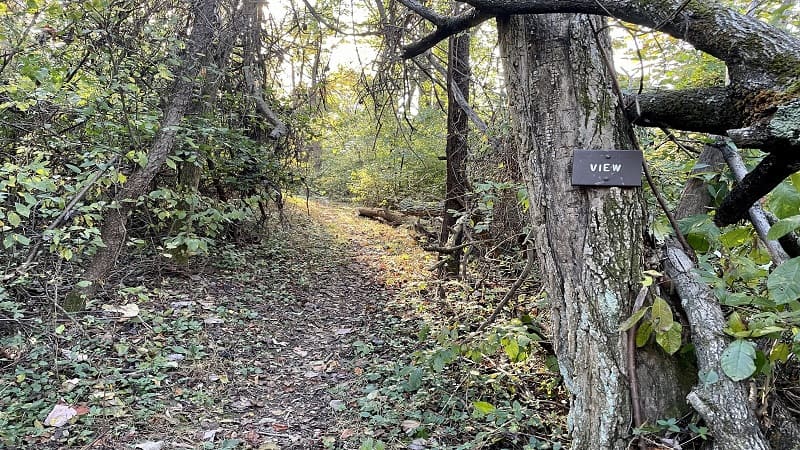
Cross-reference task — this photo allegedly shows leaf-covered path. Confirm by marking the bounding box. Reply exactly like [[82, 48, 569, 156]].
[[3, 199, 566, 450], [126, 200, 435, 449]]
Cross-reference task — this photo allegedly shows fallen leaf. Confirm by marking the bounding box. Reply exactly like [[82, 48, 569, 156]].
[[401, 419, 421, 432], [61, 378, 80, 392], [203, 428, 222, 441], [353, 367, 364, 375], [292, 347, 308, 357], [169, 301, 195, 309], [231, 397, 254, 410], [335, 328, 352, 335], [44, 404, 77, 427], [74, 404, 90, 416], [60, 349, 88, 362], [340, 428, 355, 439], [102, 303, 140, 321], [134, 442, 164, 450], [258, 441, 280, 450], [203, 316, 225, 324], [272, 423, 289, 432]]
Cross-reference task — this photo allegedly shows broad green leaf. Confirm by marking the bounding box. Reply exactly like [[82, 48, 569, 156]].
[[767, 182, 800, 219], [13, 234, 30, 245], [7, 211, 20, 227], [770, 343, 791, 363], [635, 321, 652, 347], [473, 401, 496, 415], [721, 339, 757, 381], [768, 257, 800, 305], [720, 227, 751, 249], [656, 322, 682, 355], [767, 216, 800, 240], [14, 202, 30, 218], [650, 297, 673, 333], [620, 306, 649, 331]]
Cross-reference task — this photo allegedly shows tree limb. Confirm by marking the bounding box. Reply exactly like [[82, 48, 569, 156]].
[[624, 87, 744, 135], [717, 139, 790, 264], [399, 5, 491, 58], [715, 150, 800, 226]]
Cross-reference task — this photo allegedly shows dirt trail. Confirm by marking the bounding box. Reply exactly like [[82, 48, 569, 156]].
[[132, 199, 430, 449]]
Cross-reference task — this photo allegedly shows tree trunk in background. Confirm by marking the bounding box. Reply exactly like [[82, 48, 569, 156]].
[[64, 0, 220, 310], [439, 27, 470, 277], [499, 14, 682, 448]]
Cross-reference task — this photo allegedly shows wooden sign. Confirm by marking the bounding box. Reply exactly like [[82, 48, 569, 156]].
[[571, 150, 643, 187]]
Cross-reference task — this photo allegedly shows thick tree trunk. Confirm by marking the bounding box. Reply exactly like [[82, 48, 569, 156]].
[[65, 0, 220, 310], [439, 26, 470, 277], [498, 14, 680, 449]]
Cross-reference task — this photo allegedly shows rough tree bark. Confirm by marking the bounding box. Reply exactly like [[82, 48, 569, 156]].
[[499, 14, 666, 449], [65, 0, 221, 310], [439, 24, 470, 277]]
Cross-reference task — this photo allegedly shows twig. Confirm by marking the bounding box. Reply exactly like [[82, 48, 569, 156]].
[[476, 230, 535, 332], [422, 241, 472, 254], [626, 286, 649, 450]]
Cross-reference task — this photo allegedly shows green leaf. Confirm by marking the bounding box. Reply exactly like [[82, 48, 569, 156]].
[[7, 211, 21, 227], [650, 297, 674, 333], [768, 257, 800, 305], [749, 326, 785, 338], [635, 320, 653, 347], [473, 401, 496, 415], [13, 234, 30, 245], [767, 216, 800, 240], [767, 182, 800, 219], [76, 280, 92, 288], [620, 306, 649, 331], [727, 311, 747, 333], [656, 322, 682, 355], [720, 227, 751, 249], [721, 339, 757, 381], [770, 343, 791, 363], [14, 202, 30, 218]]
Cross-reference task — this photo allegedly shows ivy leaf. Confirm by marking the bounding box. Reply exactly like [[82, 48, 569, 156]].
[[473, 401, 496, 415], [655, 322, 682, 355], [7, 211, 20, 227], [650, 297, 673, 333], [620, 306, 649, 331], [767, 257, 800, 305], [767, 216, 800, 240], [721, 339, 757, 381]]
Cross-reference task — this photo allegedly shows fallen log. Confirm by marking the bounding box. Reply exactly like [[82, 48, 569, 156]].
[[356, 207, 407, 225]]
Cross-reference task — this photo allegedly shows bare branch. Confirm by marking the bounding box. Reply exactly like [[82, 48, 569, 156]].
[[400, 7, 491, 58]]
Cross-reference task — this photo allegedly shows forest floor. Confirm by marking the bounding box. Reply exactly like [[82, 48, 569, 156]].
[[1, 199, 566, 450]]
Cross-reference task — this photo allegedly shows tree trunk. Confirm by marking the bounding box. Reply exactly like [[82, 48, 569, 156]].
[[65, 0, 220, 310], [499, 14, 653, 449], [439, 23, 470, 277]]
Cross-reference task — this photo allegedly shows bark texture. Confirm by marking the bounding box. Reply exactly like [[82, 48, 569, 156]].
[[499, 14, 653, 449], [439, 28, 471, 277]]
